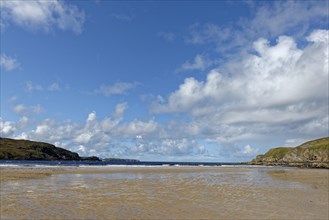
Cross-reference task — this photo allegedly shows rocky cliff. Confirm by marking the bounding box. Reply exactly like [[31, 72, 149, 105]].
[[249, 137, 329, 168], [0, 138, 99, 161]]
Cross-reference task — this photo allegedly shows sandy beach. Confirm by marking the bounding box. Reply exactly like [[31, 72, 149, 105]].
[[1, 166, 328, 219]]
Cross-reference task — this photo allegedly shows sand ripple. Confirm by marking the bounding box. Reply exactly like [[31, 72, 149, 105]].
[[1, 166, 328, 219]]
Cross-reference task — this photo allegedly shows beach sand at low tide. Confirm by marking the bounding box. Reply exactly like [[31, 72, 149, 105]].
[[1, 166, 328, 219]]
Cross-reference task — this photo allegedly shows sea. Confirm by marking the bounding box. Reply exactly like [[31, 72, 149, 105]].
[[0, 159, 241, 167]]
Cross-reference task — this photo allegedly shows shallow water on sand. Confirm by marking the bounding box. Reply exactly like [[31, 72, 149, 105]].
[[1, 166, 328, 219]]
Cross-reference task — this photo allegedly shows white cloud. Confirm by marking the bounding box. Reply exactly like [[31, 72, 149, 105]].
[[177, 54, 213, 72], [86, 111, 97, 123], [35, 124, 50, 136], [241, 145, 258, 156], [153, 30, 328, 115], [77, 145, 86, 154], [1, 0, 85, 33], [186, 1, 328, 53], [95, 82, 139, 96], [1, 2, 327, 161], [74, 132, 93, 144], [11, 118, 77, 145], [116, 119, 158, 137], [131, 137, 206, 156], [0, 103, 163, 158], [152, 30, 328, 148], [0, 53, 19, 71], [2, 96, 326, 160], [0, 119, 16, 136], [307, 29, 329, 43]]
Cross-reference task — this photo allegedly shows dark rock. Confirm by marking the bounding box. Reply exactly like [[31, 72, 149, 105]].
[[80, 156, 101, 161]]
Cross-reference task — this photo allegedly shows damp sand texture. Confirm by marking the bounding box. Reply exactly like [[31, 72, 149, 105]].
[[1, 166, 328, 219]]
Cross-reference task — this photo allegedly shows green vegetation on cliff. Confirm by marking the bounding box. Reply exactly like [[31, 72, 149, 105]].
[[0, 138, 99, 161], [250, 137, 329, 168]]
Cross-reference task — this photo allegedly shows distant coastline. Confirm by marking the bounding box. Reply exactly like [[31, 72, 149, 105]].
[[0, 137, 227, 166], [247, 137, 329, 169], [0, 137, 101, 161], [1, 137, 328, 168], [0, 137, 146, 163]]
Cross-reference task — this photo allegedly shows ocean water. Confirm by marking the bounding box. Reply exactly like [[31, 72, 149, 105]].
[[0, 159, 238, 167], [1, 164, 328, 219]]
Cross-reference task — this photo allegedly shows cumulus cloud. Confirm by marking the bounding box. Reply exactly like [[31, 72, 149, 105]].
[[0, 53, 19, 71], [74, 132, 93, 145], [1, 101, 210, 159], [95, 82, 140, 96], [2, 103, 145, 155], [131, 136, 206, 156], [116, 119, 158, 137], [153, 30, 328, 114], [152, 30, 329, 151], [241, 145, 258, 157], [86, 111, 97, 123], [0, 119, 16, 136], [1, 0, 85, 33]]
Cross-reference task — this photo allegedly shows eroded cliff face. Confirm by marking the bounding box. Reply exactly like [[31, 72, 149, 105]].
[[283, 147, 329, 163], [250, 137, 329, 168]]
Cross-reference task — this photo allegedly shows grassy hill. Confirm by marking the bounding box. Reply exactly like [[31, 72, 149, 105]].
[[0, 137, 98, 161], [250, 137, 329, 168]]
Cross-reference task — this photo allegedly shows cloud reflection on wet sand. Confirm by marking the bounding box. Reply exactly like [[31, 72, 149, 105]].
[[1, 166, 328, 219]]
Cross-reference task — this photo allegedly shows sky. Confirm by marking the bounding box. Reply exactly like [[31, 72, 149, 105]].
[[0, 0, 328, 162]]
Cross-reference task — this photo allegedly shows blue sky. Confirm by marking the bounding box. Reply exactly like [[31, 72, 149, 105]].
[[1, 0, 328, 162]]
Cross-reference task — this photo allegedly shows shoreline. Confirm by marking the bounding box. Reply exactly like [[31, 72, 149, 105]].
[[1, 165, 328, 219], [1, 164, 328, 185], [0, 165, 251, 181], [245, 161, 329, 169]]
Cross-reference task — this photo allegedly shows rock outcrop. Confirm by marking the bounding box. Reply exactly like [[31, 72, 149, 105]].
[[0, 137, 100, 161], [249, 137, 329, 168]]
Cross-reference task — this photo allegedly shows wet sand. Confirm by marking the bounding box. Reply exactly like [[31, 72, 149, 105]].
[[1, 166, 328, 219]]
